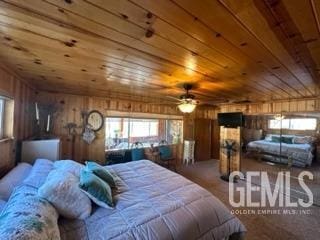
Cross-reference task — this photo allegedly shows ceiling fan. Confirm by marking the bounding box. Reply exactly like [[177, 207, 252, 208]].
[[167, 83, 199, 113]]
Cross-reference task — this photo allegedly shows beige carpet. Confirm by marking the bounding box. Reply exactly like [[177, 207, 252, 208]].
[[177, 160, 320, 240], [241, 157, 320, 206]]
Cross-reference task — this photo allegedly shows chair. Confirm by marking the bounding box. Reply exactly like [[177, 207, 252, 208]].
[[158, 141, 176, 171], [131, 141, 145, 161], [130, 141, 144, 149], [105, 150, 126, 165]]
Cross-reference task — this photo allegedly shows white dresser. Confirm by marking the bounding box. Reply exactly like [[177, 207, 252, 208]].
[[183, 140, 195, 165], [21, 139, 61, 164]]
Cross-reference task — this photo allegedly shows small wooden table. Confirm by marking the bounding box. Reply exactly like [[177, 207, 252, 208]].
[[145, 150, 160, 163]]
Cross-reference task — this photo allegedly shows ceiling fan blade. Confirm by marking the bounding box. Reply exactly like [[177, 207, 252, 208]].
[[145, 101, 180, 105], [165, 95, 183, 102], [199, 99, 229, 105], [191, 99, 199, 105]]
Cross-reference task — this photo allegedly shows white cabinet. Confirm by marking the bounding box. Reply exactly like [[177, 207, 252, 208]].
[[21, 139, 61, 164], [183, 140, 195, 165]]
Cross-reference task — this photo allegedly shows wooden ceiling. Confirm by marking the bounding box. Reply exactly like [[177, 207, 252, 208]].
[[0, 0, 320, 104]]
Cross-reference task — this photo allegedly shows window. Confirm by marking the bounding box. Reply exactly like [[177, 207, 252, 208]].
[[105, 117, 183, 151], [0, 96, 14, 140], [268, 118, 317, 130]]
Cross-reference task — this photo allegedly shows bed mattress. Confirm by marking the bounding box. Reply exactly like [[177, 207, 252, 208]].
[[59, 160, 245, 240], [247, 140, 314, 167]]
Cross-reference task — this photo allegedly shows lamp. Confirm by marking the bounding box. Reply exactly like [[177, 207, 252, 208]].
[[178, 100, 196, 113], [274, 113, 285, 121]]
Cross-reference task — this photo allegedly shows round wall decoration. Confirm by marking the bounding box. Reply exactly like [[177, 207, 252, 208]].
[[86, 110, 104, 131]]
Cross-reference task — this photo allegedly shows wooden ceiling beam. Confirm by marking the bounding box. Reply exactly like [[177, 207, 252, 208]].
[[1, 0, 286, 99]]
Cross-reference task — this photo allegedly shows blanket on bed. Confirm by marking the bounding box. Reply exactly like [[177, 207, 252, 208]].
[[59, 160, 245, 240], [247, 140, 314, 167]]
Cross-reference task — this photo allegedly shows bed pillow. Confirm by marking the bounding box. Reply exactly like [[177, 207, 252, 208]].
[[23, 159, 54, 189], [79, 170, 114, 209], [293, 136, 315, 144], [85, 161, 116, 188], [0, 185, 60, 240], [53, 160, 84, 178], [0, 162, 32, 200], [271, 136, 281, 143], [38, 170, 92, 220], [281, 136, 293, 144], [265, 134, 273, 141]]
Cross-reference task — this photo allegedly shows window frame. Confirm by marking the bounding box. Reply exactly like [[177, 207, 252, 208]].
[[0, 96, 14, 140], [268, 117, 317, 131], [105, 116, 183, 151]]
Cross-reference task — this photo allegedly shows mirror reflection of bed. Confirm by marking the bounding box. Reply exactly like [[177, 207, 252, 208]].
[[241, 113, 320, 205]]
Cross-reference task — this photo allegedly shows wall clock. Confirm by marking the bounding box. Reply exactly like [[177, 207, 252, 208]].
[[86, 110, 104, 132]]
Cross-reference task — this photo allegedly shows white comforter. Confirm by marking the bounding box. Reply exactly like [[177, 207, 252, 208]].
[[247, 140, 314, 167], [59, 160, 245, 240]]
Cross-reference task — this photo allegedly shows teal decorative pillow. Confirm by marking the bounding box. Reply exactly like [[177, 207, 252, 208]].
[[271, 136, 281, 143], [85, 161, 116, 188], [281, 137, 293, 144], [79, 170, 114, 209]]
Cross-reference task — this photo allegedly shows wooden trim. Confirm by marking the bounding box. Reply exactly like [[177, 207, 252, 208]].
[[219, 96, 320, 107], [106, 110, 183, 119]]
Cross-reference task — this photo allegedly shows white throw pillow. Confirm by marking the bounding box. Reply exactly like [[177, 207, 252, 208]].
[[38, 170, 92, 220], [264, 134, 271, 141], [53, 160, 84, 177], [23, 159, 53, 189], [0, 162, 32, 200], [293, 136, 316, 144]]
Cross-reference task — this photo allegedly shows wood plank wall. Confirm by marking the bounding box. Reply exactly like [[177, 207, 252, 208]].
[[244, 114, 320, 137], [195, 99, 320, 120], [0, 64, 35, 175], [36, 91, 187, 164], [27, 89, 320, 166], [218, 99, 320, 116]]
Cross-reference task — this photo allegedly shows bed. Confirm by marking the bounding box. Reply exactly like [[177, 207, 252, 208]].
[[59, 160, 245, 239], [0, 159, 245, 240], [247, 136, 315, 167]]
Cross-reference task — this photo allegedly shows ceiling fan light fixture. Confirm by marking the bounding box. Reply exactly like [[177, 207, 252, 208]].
[[178, 101, 197, 113], [274, 113, 285, 121]]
